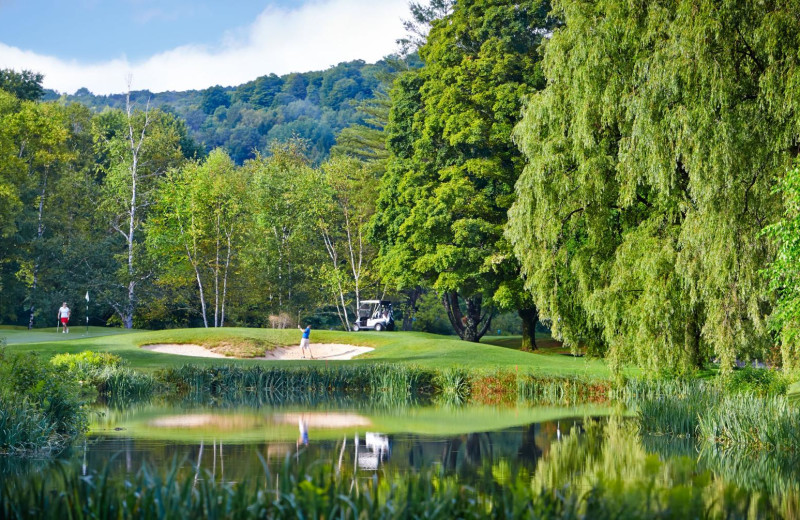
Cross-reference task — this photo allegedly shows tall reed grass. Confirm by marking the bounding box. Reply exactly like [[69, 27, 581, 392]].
[[636, 391, 710, 437], [697, 393, 800, 453], [630, 375, 800, 454], [2, 452, 789, 519], [154, 364, 613, 408], [157, 364, 435, 408], [518, 375, 611, 405], [0, 397, 61, 455]]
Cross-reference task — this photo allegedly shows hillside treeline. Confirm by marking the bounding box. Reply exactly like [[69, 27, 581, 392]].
[[4, 0, 800, 374], [46, 58, 417, 165]]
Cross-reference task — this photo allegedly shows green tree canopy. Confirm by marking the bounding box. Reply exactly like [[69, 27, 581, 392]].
[[765, 162, 800, 369], [147, 149, 248, 328], [243, 140, 324, 321], [508, 0, 800, 373], [0, 69, 44, 101], [199, 85, 231, 115], [373, 0, 551, 342]]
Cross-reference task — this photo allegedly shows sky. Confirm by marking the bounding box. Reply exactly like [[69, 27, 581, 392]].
[[0, 0, 410, 95]]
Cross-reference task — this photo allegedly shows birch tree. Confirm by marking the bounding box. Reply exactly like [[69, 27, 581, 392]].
[[95, 89, 184, 328], [314, 157, 378, 329], [246, 140, 322, 321], [148, 149, 247, 327]]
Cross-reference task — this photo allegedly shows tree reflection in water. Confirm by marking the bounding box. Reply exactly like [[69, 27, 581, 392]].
[[532, 416, 800, 518]]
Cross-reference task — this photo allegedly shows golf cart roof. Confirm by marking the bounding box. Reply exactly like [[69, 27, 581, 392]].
[[360, 300, 391, 305]]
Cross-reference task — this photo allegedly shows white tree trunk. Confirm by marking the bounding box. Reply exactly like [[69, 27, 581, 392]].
[[214, 211, 220, 327], [186, 243, 209, 328], [120, 85, 150, 329], [221, 232, 232, 327], [321, 230, 351, 330], [28, 170, 48, 329]]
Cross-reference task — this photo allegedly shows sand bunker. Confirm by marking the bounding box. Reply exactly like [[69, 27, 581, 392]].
[[141, 342, 373, 360], [275, 412, 371, 428], [257, 343, 373, 361], [141, 343, 227, 358]]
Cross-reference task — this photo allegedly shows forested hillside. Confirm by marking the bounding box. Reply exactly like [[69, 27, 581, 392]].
[[43, 58, 418, 164]]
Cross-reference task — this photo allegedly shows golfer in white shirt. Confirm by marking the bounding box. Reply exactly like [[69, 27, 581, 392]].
[[58, 302, 71, 333]]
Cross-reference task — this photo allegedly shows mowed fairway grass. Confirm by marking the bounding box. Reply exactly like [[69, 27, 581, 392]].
[[1, 326, 621, 379]]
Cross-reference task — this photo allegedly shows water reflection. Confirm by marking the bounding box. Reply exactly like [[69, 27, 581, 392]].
[[69, 402, 598, 486], [77, 425, 570, 485], [356, 432, 390, 470], [534, 417, 800, 517], [4, 402, 800, 518]]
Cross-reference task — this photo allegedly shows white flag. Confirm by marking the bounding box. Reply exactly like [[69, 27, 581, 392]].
[[85, 291, 90, 302]]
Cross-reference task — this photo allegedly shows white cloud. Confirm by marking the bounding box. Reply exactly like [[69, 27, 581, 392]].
[[0, 0, 409, 95]]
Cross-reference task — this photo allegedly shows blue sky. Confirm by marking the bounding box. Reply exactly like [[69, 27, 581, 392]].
[[0, 0, 278, 61], [0, 0, 409, 94]]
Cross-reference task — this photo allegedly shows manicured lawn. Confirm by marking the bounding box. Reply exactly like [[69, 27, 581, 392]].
[[0, 325, 140, 345], [3, 326, 625, 379], [482, 333, 575, 354]]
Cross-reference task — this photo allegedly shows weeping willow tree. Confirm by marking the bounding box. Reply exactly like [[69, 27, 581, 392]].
[[508, 0, 800, 373]]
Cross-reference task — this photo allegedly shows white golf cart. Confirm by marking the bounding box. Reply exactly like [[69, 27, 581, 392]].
[[352, 300, 395, 331]]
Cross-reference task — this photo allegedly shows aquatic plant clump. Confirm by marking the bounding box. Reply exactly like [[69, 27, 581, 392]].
[[632, 377, 800, 453], [49, 350, 157, 404], [698, 394, 800, 453], [0, 348, 87, 456], [434, 368, 471, 406]]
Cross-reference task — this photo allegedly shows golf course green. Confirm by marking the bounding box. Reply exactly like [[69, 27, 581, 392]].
[[1, 326, 620, 378]]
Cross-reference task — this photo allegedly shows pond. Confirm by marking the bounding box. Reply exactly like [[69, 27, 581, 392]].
[[80, 403, 614, 485], [4, 399, 800, 517]]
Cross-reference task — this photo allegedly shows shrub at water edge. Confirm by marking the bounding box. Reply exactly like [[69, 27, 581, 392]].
[[0, 348, 87, 456], [50, 351, 156, 404]]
